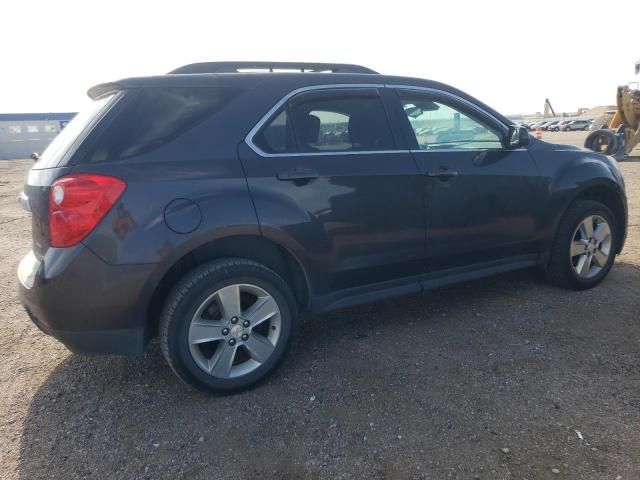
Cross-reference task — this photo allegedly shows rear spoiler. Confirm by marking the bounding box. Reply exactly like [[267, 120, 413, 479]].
[[87, 82, 122, 100]]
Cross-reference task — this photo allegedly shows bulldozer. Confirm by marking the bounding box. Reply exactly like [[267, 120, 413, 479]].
[[584, 60, 640, 159]]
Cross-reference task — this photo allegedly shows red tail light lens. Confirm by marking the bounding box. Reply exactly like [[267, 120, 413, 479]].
[[49, 174, 126, 247]]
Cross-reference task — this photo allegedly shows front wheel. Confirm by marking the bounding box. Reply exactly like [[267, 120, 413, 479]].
[[545, 200, 617, 290], [160, 258, 297, 393]]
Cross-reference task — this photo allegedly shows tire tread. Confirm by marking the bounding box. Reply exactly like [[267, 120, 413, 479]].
[[545, 200, 616, 290], [159, 257, 295, 392]]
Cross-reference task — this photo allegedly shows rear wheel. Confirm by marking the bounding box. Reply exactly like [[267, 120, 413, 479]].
[[545, 200, 617, 290], [160, 258, 296, 393]]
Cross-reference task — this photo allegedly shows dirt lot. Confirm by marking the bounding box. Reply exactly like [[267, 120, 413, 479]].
[[1, 131, 639, 479]]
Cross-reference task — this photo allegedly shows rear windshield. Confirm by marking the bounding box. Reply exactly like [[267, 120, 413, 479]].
[[34, 93, 116, 169], [80, 87, 242, 163]]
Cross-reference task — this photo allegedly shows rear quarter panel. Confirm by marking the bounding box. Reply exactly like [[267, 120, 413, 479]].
[[78, 151, 260, 267]]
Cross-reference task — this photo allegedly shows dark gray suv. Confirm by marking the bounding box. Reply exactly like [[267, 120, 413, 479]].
[[18, 62, 627, 392]]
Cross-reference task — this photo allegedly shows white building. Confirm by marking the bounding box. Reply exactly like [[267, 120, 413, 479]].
[[0, 113, 76, 160]]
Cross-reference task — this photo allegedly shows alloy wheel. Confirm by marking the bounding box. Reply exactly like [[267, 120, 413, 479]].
[[188, 284, 281, 378], [570, 215, 612, 279]]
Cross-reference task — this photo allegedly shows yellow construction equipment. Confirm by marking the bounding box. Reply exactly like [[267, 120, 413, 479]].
[[584, 60, 640, 159]]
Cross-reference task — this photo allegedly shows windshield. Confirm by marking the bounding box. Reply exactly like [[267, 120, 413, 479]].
[[34, 93, 117, 169]]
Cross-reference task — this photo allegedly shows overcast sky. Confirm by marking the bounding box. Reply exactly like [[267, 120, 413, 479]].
[[2, 0, 638, 115]]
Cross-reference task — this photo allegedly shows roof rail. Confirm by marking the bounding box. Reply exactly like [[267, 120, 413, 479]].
[[169, 62, 379, 75]]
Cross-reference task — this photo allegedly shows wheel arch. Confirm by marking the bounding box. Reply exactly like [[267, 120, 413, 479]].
[[144, 235, 311, 342], [548, 181, 627, 264]]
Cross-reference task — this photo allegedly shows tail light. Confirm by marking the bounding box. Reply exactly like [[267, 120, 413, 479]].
[[49, 174, 126, 247]]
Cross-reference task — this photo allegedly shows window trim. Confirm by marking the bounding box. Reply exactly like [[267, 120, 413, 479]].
[[246, 83, 513, 157]]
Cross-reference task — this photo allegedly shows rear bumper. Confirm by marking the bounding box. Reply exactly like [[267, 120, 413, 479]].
[[17, 245, 156, 355], [22, 304, 145, 355]]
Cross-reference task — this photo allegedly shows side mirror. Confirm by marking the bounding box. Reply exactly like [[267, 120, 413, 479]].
[[508, 126, 530, 148], [30, 152, 40, 161]]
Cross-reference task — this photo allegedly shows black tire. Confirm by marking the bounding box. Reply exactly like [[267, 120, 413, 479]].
[[160, 258, 297, 393], [545, 200, 617, 290], [584, 129, 619, 155]]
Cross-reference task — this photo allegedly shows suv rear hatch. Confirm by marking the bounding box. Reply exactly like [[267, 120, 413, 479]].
[[22, 91, 120, 258]]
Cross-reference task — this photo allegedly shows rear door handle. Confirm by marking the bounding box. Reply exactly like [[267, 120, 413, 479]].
[[427, 169, 459, 180], [277, 167, 319, 181]]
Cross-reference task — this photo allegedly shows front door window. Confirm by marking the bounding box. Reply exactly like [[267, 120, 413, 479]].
[[400, 97, 503, 150]]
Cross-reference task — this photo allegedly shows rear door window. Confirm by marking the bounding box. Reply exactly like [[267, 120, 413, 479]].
[[81, 87, 242, 163], [253, 89, 396, 154], [289, 90, 395, 153]]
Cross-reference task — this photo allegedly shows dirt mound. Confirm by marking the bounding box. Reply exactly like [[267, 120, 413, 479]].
[[579, 105, 617, 118]]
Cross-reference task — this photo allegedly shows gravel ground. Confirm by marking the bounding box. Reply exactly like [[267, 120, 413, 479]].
[[1, 131, 639, 479]]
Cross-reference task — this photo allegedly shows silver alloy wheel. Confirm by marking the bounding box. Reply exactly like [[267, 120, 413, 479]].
[[570, 215, 612, 279], [188, 283, 281, 378]]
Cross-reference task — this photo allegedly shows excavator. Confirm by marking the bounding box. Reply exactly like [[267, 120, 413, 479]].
[[584, 60, 640, 159]]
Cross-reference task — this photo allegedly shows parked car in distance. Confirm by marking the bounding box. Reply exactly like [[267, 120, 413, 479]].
[[542, 120, 562, 131], [564, 119, 592, 131], [528, 121, 546, 130], [17, 61, 628, 393], [548, 120, 573, 132], [536, 120, 558, 131]]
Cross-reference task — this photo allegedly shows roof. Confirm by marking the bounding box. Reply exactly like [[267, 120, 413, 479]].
[[86, 61, 513, 126], [0, 112, 76, 122]]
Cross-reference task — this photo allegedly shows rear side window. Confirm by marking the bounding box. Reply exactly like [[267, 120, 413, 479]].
[[82, 87, 242, 163], [34, 95, 112, 169], [253, 89, 395, 154]]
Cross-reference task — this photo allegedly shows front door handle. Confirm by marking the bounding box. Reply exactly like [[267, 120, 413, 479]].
[[427, 169, 459, 180], [277, 167, 319, 182]]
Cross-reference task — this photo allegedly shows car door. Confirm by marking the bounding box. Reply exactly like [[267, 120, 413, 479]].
[[238, 86, 426, 305], [390, 88, 545, 273]]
